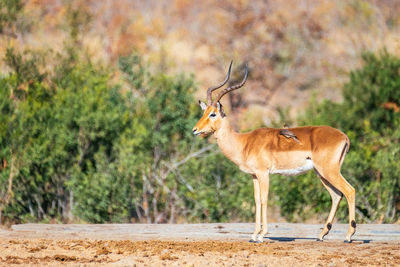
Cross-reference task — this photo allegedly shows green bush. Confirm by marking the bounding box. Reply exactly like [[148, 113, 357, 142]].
[[0, 48, 254, 224]]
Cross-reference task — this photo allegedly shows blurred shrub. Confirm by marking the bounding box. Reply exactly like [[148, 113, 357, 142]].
[[0, 0, 23, 35], [1, 2, 398, 224], [0, 46, 253, 223]]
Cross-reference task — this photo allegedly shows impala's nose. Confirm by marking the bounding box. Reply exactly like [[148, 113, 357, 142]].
[[192, 128, 198, 135]]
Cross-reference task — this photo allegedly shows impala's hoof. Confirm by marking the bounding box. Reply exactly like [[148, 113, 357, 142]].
[[256, 236, 264, 243], [249, 239, 263, 243], [344, 239, 352, 243], [316, 238, 323, 242]]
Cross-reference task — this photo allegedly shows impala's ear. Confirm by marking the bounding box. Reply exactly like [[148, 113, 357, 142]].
[[216, 101, 226, 117], [198, 100, 207, 110]]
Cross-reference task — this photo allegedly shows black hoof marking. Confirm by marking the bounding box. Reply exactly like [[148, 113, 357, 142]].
[[344, 240, 352, 243], [327, 223, 332, 230], [316, 238, 323, 242], [351, 220, 356, 228], [249, 240, 256, 243]]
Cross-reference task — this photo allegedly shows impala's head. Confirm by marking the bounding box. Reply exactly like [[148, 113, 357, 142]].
[[192, 61, 248, 136]]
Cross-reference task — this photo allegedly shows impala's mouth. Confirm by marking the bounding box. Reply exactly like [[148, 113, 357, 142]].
[[193, 129, 210, 137], [194, 131, 208, 137]]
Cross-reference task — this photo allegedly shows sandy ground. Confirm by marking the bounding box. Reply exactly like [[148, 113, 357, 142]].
[[0, 223, 399, 266], [1, 239, 399, 266]]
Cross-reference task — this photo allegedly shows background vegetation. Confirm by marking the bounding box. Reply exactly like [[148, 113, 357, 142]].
[[0, 0, 399, 224]]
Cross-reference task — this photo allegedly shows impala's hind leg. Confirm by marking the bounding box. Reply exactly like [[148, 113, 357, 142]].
[[333, 173, 356, 242], [316, 166, 356, 242], [315, 169, 343, 241]]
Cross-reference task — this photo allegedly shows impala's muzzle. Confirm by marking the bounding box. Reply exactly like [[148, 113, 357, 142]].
[[192, 127, 201, 136]]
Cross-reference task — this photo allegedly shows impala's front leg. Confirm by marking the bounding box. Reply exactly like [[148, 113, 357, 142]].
[[250, 176, 261, 242], [257, 172, 270, 243]]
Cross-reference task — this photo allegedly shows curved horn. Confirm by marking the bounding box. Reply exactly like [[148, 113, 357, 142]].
[[207, 61, 233, 105], [213, 63, 248, 105]]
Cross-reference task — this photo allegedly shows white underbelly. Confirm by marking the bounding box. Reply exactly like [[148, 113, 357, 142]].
[[270, 159, 314, 176]]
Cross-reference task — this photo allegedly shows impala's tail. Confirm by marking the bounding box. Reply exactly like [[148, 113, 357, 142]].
[[339, 136, 350, 165]]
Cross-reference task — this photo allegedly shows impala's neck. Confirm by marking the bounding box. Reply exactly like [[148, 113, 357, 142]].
[[214, 118, 243, 164]]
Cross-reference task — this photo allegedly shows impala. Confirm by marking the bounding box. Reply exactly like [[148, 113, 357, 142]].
[[192, 62, 356, 243]]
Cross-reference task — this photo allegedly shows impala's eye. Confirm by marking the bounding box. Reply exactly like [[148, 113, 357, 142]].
[[210, 113, 216, 118]]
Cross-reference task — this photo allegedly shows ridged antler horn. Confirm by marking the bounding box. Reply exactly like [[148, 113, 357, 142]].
[[207, 61, 233, 105], [213, 63, 248, 105]]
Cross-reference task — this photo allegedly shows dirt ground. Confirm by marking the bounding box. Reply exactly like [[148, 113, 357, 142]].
[[0, 238, 399, 267], [1, 223, 399, 266]]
